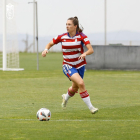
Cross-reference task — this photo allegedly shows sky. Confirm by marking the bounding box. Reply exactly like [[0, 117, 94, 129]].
[[0, 0, 140, 37]]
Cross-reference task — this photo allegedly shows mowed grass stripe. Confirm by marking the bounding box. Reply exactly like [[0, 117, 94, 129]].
[[0, 119, 140, 122]]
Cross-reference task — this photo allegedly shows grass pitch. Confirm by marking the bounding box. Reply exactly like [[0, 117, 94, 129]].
[[0, 52, 140, 140]]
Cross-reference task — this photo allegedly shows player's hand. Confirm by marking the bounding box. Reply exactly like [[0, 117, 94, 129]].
[[42, 50, 48, 57], [78, 53, 86, 60]]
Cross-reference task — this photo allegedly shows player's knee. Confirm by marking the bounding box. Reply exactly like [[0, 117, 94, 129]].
[[78, 80, 85, 88]]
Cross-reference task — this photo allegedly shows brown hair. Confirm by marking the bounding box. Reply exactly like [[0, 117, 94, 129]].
[[68, 16, 83, 33]]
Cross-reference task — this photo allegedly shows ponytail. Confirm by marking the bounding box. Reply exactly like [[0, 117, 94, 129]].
[[68, 16, 84, 33]]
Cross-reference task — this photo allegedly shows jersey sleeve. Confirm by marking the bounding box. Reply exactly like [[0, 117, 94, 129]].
[[80, 33, 90, 45], [53, 35, 61, 44]]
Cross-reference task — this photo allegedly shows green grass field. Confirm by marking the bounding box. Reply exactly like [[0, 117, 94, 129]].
[[0, 52, 140, 140]]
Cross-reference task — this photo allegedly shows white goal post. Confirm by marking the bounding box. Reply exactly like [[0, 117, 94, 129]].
[[0, 0, 24, 71]]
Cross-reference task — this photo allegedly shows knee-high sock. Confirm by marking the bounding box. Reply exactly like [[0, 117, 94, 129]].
[[65, 89, 75, 101], [80, 90, 94, 110]]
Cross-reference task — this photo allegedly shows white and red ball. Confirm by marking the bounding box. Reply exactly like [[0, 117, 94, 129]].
[[36, 108, 51, 121]]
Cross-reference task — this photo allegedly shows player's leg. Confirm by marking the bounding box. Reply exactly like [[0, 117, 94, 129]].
[[62, 65, 79, 108], [62, 64, 98, 113], [69, 82, 79, 93], [65, 82, 79, 100], [70, 73, 98, 114], [62, 82, 78, 108]]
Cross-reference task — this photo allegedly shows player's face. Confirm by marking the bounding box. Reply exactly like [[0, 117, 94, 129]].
[[66, 20, 77, 33]]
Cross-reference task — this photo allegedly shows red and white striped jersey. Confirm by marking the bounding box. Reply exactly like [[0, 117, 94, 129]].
[[53, 32, 90, 69]]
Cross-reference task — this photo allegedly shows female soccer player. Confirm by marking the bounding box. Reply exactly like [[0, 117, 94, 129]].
[[42, 17, 98, 114]]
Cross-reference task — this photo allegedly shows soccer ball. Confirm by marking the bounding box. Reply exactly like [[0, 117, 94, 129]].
[[36, 108, 51, 121]]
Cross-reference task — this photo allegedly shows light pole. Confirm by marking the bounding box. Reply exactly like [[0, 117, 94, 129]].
[[28, 1, 39, 70], [3, 0, 6, 70], [33, 0, 35, 53], [105, 0, 107, 45]]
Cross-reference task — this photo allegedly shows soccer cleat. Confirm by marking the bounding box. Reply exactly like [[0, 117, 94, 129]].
[[61, 94, 67, 108], [90, 107, 98, 114]]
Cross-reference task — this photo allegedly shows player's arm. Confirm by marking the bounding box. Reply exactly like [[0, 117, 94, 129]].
[[42, 40, 54, 57], [79, 44, 94, 60], [85, 44, 94, 55]]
